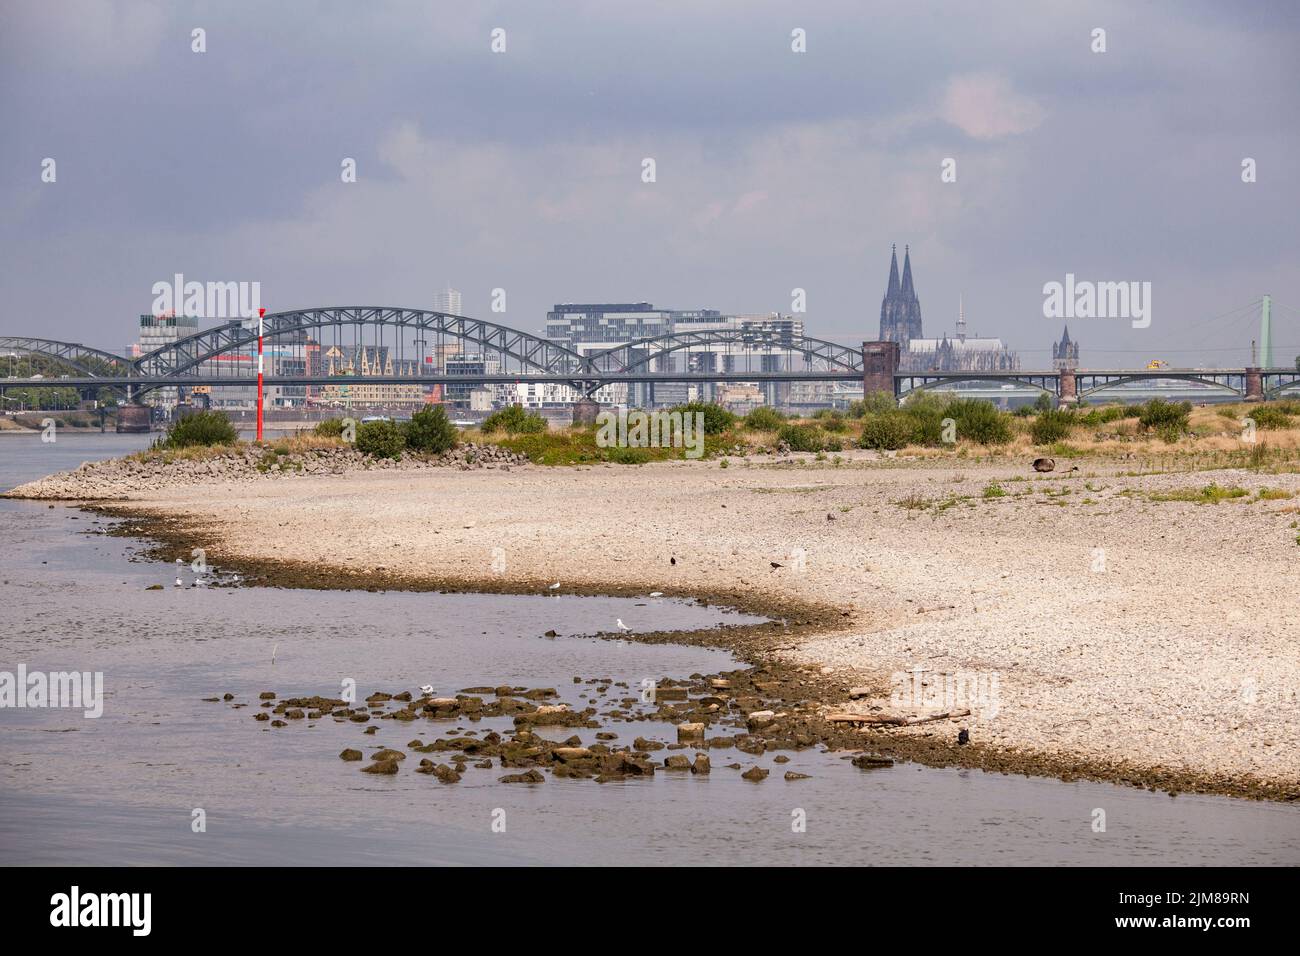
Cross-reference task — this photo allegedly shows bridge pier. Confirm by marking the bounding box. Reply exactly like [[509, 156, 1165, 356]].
[[572, 398, 601, 426], [862, 341, 900, 399], [116, 403, 153, 434], [1057, 368, 1078, 405], [1244, 367, 1264, 403]]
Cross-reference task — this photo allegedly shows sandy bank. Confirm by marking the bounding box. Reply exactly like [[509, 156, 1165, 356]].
[[10, 451, 1300, 799]]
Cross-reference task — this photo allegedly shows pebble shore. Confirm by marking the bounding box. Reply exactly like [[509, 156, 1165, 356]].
[[7, 447, 1299, 799]]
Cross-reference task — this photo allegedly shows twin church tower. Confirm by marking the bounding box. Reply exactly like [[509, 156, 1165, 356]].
[[876, 244, 1022, 372]]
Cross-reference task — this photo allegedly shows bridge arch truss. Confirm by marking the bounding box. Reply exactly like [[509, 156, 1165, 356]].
[[0, 336, 134, 379], [135, 307, 591, 379], [585, 328, 863, 375]]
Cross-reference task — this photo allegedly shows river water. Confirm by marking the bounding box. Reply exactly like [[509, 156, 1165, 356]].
[[1, 432, 1297, 865]]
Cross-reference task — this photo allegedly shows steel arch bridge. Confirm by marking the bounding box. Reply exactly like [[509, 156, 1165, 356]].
[[585, 328, 863, 374], [897, 372, 1058, 398], [135, 307, 592, 378], [4, 306, 1297, 404], [0, 336, 134, 378]]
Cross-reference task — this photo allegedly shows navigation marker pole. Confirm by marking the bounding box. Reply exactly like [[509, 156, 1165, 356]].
[[257, 307, 266, 442]]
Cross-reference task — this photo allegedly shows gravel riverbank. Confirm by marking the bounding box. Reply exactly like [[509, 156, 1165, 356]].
[[7, 449, 1299, 799]]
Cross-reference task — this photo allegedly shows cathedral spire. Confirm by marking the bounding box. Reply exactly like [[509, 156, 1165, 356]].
[[879, 242, 924, 346]]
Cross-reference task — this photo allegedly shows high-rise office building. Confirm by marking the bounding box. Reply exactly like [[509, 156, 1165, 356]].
[[434, 286, 463, 316], [137, 312, 199, 409]]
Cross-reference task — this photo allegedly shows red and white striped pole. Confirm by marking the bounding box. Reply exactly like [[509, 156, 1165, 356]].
[[256, 307, 266, 442]]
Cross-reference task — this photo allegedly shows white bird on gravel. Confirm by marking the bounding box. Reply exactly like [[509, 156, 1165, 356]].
[[420, 684, 435, 696], [548, 582, 561, 590], [616, 619, 631, 633], [174, 576, 183, 587], [649, 592, 663, 598]]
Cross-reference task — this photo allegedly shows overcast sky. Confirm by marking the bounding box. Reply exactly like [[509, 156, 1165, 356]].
[[2, 0, 1298, 367]]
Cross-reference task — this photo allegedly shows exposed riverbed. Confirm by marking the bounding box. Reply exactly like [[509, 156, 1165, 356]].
[[2, 434, 1298, 865]]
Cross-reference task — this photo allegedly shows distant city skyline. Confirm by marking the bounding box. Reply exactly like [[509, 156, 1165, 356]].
[[2, 2, 1297, 367]]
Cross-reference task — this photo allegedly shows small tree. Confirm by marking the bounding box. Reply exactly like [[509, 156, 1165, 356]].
[[356, 419, 406, 459], [405, 403, 458, 454], [858, 411, 916, 450], [851, 391, 899, 417], [1033, 392, 1053, 413], [314, 417, 346, 438], [1030, 408, 1075, 444], [743, 406, 784, 431], [778, 422, 827, 452], [481, 404, 547, 435], [670, 401, 736, 435], [161, 410, 237, 449], [944, 398, 1013, 445], [1137, 398, 1191, 433]]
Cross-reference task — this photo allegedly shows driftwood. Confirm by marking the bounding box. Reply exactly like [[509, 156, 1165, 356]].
[[826, 708, 971, 728], [905, 709, 970, 726], [826, 713, 908, 726]]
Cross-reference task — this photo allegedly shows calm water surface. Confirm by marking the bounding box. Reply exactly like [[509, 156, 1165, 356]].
[[1, 433, 1298, 865]]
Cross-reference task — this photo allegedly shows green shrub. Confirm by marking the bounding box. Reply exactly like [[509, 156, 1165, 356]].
[[356, 419, 406, 459], [743, 406, 785, 431], [1033, 392, 1053, 413], [481, 404, 547, 435], [814, 409, 848, 431], [161, 410, 237, 449], [1031, 408, 1075, 444], [1137, 398, 1191, 433], [778, 423, 827, 452], [944, 398, 1013, 445], [857, 411, 917, 450], [405, 403, 459, 453], [1077, 405, 1133, 426], [314, 417, 347, 438], [603, 445, 653, 464], [670, 401, 735, 435], [1247, 406, 1292, 430], [849, 392, 898, 418]]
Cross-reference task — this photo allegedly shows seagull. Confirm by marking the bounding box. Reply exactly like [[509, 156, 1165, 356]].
[[420, 684, 435, 696], [548, 582, 561, 591], [649, 591, 663, 598], [616, 619, 631, 633], [175, 558, 183, 565], [174, 576, 183, 587]]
